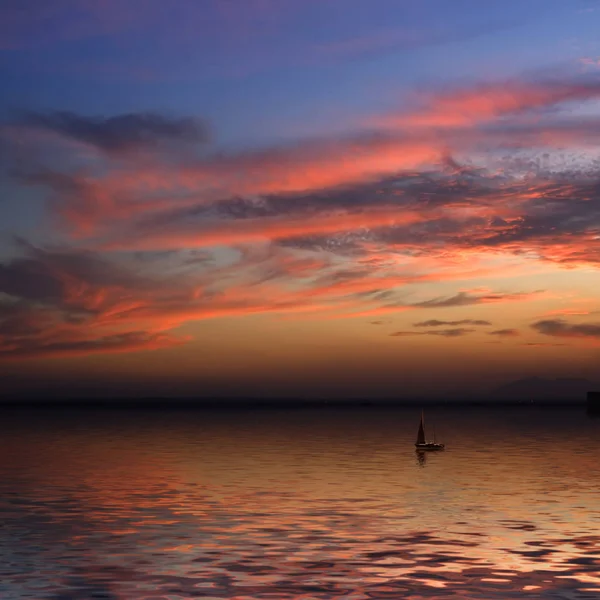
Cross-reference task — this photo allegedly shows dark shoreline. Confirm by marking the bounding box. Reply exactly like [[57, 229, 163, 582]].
[[0, 398, 590, 410]]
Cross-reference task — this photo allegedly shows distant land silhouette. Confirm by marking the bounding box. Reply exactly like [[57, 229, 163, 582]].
[[0, 375, 596, 409], [492, 377, 593, 402], [588, 391, 600, 417], [0, 396, 593, 410]]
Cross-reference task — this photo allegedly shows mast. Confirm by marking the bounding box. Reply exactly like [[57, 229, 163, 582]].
[[416, 411, 426, 445]]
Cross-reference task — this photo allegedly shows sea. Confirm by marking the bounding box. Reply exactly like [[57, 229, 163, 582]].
[[1, 406, 599, 599]]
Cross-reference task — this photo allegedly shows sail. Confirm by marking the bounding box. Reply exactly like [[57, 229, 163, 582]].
[[416, 412, 426, 445]]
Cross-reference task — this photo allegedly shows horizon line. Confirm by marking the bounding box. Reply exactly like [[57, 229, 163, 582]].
[[0, 397, 595, 410]]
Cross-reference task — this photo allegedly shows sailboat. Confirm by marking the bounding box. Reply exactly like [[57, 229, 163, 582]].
[[415, 411, 445, 451]]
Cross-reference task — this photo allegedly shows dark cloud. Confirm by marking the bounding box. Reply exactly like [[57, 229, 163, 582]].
[[274, 172, 600, 265], [278, 233, 370, 255], [0, 242, 196, 360], [186, 169, 511, 228], [411, 291, 536, 309], [351, 289, 397, 301], [153, 175, 417, 227], [262, 171, 600, 265], [390, 331, 422, 337], [0, 241, 152, 309], [432, 327, 475, 337], [18, 111, 209, 154], [531, 319, 600, 338], [413, 319, 492, 327], [0, 302, 54, 337], [391, 327, 474, 338], [0, 331, 178, 359], [489, 328, 520, 336], [0, 256, 65, 304], [14, 169, 90, 197], [314, 268, 374, 285]]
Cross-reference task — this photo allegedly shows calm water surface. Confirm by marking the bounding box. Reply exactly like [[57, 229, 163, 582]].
[[1, 408, 599, 599]]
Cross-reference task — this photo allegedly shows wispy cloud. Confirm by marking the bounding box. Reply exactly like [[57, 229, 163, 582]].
[[489, 328, 520, 337], [391, 327, 474, 338], [412, 291, 543, 309], [520, 342, 569, 347], [0, 330, 185, 360], [375, 79, 600, 129], [100, 207, 429, 252], [16, 111, 209, 156], [413, 319, 492, 327]]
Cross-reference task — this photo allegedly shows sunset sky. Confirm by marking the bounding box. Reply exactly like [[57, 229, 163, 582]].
[[1, 0, 600, 398]]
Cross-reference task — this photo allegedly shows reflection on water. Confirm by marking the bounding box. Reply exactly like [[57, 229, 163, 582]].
[[1, 408, 599, 599]]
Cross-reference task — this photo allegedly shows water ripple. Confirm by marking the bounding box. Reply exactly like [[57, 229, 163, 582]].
[[1, 408, 599, 599]]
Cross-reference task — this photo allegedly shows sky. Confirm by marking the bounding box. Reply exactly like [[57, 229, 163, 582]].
[[1, 0, 600, 399]]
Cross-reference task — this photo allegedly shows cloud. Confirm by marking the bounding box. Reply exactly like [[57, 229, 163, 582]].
[[0, 302, 56, 338], [7, 75, 600, 270], [0, 240, 155, 312], [391, 327, 474, 338], [0, 330, 184, 360], [0, 243, 200, 359], [412, 291, 542, 309], [17, 111, 209, 155], [413, 319, 492, 327], [0, 234, 546, 361], [4, 73, 600, 363], [489, 328, 520, 336], [376, 79, 600, 129], [9, 137, 444, 237], [543, 307, 596, 317], [0, 241, 385, 359], [432, 328, 475, 337], [531, 319, 600, 338], [100, 206, 429, 251], [330, 283, 544, 320], [520, 342, 568, 347], [45, 161, 598, 267]]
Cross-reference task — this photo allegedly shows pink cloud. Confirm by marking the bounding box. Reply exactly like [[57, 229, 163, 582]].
[[374, 80, 600, 129]]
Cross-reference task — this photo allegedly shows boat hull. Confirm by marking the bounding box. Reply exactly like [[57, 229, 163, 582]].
[[415, 443, 445, 451]]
